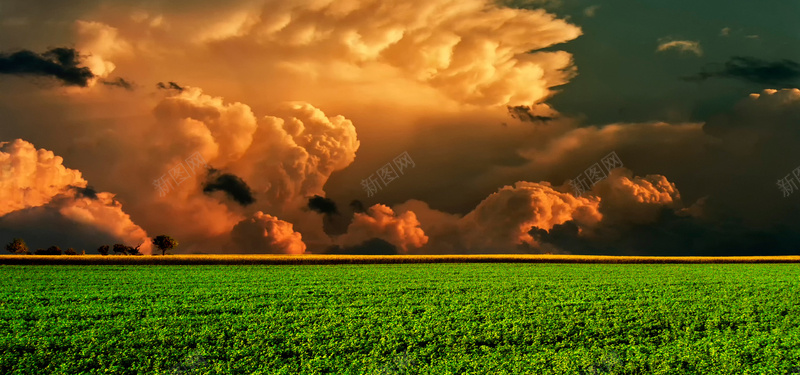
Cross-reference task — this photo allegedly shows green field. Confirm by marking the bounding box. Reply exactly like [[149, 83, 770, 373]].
[[2, 264, 800, 374]]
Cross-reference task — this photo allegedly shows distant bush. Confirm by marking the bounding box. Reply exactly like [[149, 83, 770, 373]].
[[5, 238, 28, 254], [97, 245, 110, 256], [34, 246, 63, 255], [126, 244, 143, 256], [64, 248, 78, 256], [112, 244, 127, 255]]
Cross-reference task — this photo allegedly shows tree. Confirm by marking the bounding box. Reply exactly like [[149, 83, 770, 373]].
[[112, 244, 127, 255], [5, 238, 28, 254], [34, 246, 62, 255], [97, 245, 110, 256], [152, 235, 178, 255], [126, 243, 143, 256], [64, 248, 78, 256]]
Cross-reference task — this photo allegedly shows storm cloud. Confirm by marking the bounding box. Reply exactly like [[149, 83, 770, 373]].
[[307, 195, 339, 216], [0, 47, 94, 86], [684, 56, 800, 86], [202, 168, 256, 206]]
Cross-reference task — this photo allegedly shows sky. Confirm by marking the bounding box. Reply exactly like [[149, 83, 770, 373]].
[[1, 0, 799, 255]]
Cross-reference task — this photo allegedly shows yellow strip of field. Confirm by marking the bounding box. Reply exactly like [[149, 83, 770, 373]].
[[1, 254, 800, 265]]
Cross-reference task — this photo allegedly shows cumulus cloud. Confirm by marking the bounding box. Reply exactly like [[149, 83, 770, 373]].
[[64, 0, 581, 117], [338, 204, 428, 252], [0, 139, 150, 253], [0, 0, 585, 255], [241, 101, 360, 212], [153, 86, 258, 166], [0, 139, 87, 215], [239, 0, 581, 108], [16, 0, 796, 257], [0, 47, 95, 86], [656, 39, 703, 56], [683, 56, 800, 85], [110, 86, 360, 253], [459, 181, 602, 251], [74, 20, 132, 80], [381, 168, 687, 254], [230, 211, 306, 254], [590, 168, 682, 224]]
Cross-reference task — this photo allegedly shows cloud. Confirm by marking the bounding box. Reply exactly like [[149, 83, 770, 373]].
[[157, 81, 184, 91], [0, 139, 87, 215], [202, 168, 256, 206], [241, 101, 360, 212], [74, 20, 132, 80], [230, 211, 306, 254], [583, 5, 600, 17], [101, 77, 134, 90], [71, 185, 98, 200], [236, 0, 582, 108], [533, 206, 800, 256], [589, 168, 682, 225], [338, 204, 428, 252], [307, 195, 338, 215], [382, 168, 686, 254], [656, 39, 703, 56], [18, 0, 796, 257], [0, 47, 95, 86], [73, 0, 582, 115], [458, 181, 603, 252], [349, 200, 366, 213], [0, 139, 150, 253], [684, 56, 800, 85], [507, 105, 555, 122]]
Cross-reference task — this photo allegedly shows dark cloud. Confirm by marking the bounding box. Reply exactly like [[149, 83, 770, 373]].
[[532, 209, 800, 256], [101, 77, 134, 90], [70, 185, 98, 200], [0, 205, 120, 252], [157, 81, 184, 91], [308, 195, 339, 215], [683, 56, 800, 86], [323, 238, 399, 255], [349, 200, 366, 213], [202, 168, 255, 206], [0, 47, 95, 86], [507, 105, 554, 122]]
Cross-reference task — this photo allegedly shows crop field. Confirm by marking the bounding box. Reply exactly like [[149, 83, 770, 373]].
[[2, 263, 800, 374]]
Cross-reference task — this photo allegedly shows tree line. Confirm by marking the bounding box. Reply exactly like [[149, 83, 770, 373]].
[[4, 235, 178, 256]]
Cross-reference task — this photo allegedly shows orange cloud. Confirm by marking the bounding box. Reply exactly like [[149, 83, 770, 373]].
[[0, 139, 150, 252], [0, 139, 87, 215], [230, 211, 307, 254], [338, 204, 428, 252]]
